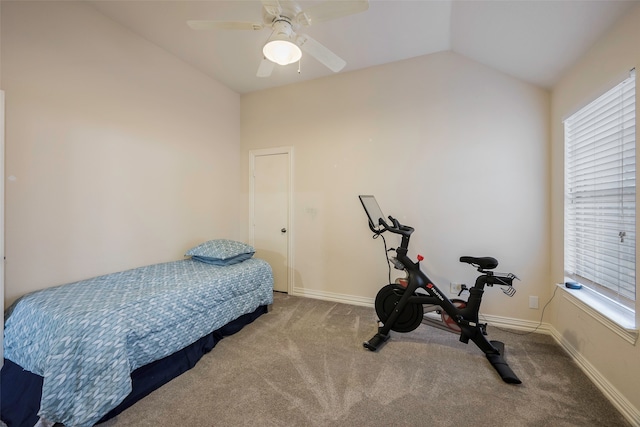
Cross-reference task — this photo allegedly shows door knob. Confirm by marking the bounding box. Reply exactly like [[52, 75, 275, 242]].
[[281, 228, 287, 233]]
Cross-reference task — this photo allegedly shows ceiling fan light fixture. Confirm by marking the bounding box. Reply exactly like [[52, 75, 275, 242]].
[[262, 19, 302, 66], [263, 39, 302, 65]]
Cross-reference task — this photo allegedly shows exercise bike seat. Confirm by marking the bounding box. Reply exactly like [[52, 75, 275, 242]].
[[460, 256, 498, 270]]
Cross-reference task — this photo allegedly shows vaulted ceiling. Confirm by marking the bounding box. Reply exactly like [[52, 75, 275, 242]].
[[89, 0, 638, 94]]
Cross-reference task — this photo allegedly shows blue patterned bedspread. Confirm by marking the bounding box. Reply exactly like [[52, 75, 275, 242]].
[[4, 258, 273, 427]]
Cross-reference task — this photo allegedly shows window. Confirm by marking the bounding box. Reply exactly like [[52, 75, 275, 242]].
[[564, 70, 636, 312]]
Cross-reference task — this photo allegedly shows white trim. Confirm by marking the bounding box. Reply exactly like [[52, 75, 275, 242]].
[[290, 288, 557, 333], [557, 283, 638, 345], [1, 90, 4, 365], [249, 146, 294, 294], [480, 313, 554, 335], [291, 287, 374, 307], [549, 326, 640, 426]]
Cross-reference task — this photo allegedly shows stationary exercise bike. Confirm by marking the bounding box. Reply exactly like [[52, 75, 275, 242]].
[[359, 195, 522, 384]]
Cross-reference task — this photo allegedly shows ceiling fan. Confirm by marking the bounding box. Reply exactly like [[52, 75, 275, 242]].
[[187, 0, 369, 77]]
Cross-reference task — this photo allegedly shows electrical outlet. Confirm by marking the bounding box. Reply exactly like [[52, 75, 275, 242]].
[[529, 296, 539, 309], [450, 283, 463, 294]]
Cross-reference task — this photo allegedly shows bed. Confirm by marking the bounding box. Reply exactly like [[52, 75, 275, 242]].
[[1, 239, 274, 427]]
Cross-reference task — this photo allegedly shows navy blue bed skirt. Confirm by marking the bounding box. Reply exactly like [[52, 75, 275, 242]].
[[1, 305, 268, 427]]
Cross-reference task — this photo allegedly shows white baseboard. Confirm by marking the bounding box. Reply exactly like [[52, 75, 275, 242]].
[[288, 288, 640, 426], [485, 315, 640, 425], [480, 313, 554, 335], [548, 327, 640, 426], [291, 287, 374, 307]]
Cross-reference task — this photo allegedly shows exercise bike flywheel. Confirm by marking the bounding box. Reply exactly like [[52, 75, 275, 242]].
[[374, 284, 424, 333]]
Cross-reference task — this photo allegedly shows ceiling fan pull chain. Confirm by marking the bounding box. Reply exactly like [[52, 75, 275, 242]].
[[298, 58, 301, 74]]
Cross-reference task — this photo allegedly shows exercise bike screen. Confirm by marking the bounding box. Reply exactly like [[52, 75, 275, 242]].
[[359, 195, 386, 231]]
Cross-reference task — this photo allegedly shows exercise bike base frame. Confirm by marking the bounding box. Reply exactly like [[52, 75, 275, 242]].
[[363, 286, 522, 384], [363, 331, 390, 351]]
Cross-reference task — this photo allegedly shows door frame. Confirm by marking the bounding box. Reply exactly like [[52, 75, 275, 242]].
[[249, 146, 294, 294], [1, 90, 5, 363]]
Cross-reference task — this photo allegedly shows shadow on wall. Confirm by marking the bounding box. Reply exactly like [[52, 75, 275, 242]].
[[254, 248, 288, 292], [561, 329, 584, 354]]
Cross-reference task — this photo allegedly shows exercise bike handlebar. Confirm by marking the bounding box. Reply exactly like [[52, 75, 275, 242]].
[[377, 216, 414, 237]]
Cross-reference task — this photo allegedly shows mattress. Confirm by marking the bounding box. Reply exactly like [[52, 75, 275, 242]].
[[3, 258, 273, 427], [2, 304, 268, 427]]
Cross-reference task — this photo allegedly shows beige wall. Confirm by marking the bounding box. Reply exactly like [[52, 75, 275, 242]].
[[241, 51, 550, 320], [550, 4, 640, 418], [2, 1, 241, 306]]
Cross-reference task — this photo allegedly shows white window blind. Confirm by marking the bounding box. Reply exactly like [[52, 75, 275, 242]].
[[564, 70, 636, 309]]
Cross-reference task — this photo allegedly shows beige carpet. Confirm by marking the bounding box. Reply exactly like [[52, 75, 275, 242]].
[[98, 293, 630, 426]]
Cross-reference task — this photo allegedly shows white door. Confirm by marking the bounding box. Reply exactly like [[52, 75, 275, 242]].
[[250, 148, 291, 293]]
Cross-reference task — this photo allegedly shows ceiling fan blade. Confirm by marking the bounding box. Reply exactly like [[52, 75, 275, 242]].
[[296, 0, 369, 26], [187, 20, 263, 31], [297, 34, 346, 72], [257, 58, 275, 77], [261, 0, 282, 18]]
